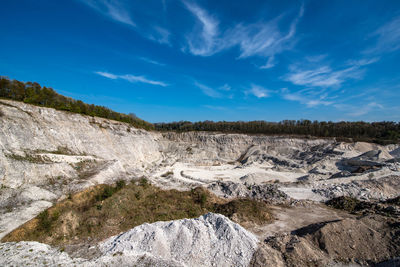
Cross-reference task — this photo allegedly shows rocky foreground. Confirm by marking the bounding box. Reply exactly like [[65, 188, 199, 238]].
[[0, 99, 400, 266]]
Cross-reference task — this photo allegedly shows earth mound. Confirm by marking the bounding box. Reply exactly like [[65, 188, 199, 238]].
[[100, 213, 259, 267]]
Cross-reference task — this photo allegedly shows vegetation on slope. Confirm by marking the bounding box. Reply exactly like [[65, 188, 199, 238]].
[[0, 77, 153, 130], [1, 179, 272, 246], [1, 76, 399, 143], [155, 120, 400, 144]]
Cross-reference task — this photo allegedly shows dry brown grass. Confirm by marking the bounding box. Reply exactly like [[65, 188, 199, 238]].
[[2, 180, 272, 247]]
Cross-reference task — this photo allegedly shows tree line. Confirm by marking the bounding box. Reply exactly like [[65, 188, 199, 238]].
[[0, 77, 154, 130], [154, 120, 400, 144], [1, 77, 399, 144]]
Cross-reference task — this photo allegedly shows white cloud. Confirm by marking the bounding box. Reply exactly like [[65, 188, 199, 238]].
[[138, 57, 166, 66], [81, 1, 172, 46], [260, 56, 276, 69], [284, 64, 365, 88], [149, 26, 171, 45], [246, 84, 271, 98], [182, 1, 304, 61], [365, 16, 400, 54], [96, 71, 118, 79], [346, 57, 380, 67], [194, 82, 233, 98], [219, 84, 231, 91], [305, 54, 328, 62], [194, 82, 222, 98], [334, 102, 384, 117], [346, 102, 384, 117], [281, 88, 333, 107], [95, 71, 168, 87], [81, 0, 135, 27], [183, 1, 219, 56]]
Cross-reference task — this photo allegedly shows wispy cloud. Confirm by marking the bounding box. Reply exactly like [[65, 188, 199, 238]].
[[335, 102, 384, 117], [95, 71, 168, 87], [138, 57, 166, 66], [346, 57, 380, 67], [285, 64, 365, 88], [95, 71, 118, 79], [365, 16, 400, 54], [245, 84, 271, 98], [284, 54, 379, 88], [305, 54, 328, 63], [182, 1, 304, 64], [194, 81, 234, 98], [81, 0, 135, 27], [219, 84, 231, 91], [81, 1, 172, 46], [194, 82, 222, 98], [260, 56, 276, 69], [148, 26, 171, 45], [183, 1, 219, 56], [281, 88, 333, 107], [281, 56, 380, 107]]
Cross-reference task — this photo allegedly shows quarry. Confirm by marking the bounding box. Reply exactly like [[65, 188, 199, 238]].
[[1, 99, 400, 266]]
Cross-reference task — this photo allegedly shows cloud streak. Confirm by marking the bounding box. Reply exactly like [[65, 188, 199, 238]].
[[182, 1, 304, 64], [138, 57, 166, 66], [194, 82, 222, 98], [183, 1, 219, 56], [281, 56, 380, 108], [245, 84, 271, 98], [335, 102, 384, 117], [148, 26, 171, 45], [81, 0, 135, 27], [194, 81, 234, 98], [281, 88, 333, 107], [284, 62, 370, 88], [365, 16, 400, 54], [95, 71, 168, 87]]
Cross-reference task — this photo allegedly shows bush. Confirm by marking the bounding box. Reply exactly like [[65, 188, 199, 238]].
[[139, 177, 149, 187], [37, 210, 52, 232], [95, 181, 125, 201], [326, 196, 361, 213], [116, 180, 126, 190]]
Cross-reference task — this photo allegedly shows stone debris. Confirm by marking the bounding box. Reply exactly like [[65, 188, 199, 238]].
[[207, 181, 290, 204], [1, 100, 400, 266], [0, 213, 259, 267]]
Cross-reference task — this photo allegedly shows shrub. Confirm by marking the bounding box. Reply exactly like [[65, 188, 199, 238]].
[[139, 177, 149, 187], [37, 210, 52, 232], [116, 180, 126, 190], [199, 193, 207, 207], [326, 196, 361, 213]]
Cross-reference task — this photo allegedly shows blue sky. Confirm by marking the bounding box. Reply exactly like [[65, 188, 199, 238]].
[[1, 0, 400, 122]]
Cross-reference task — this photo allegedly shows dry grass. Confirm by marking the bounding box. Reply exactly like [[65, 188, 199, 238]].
[[2, 180, 272, 247], [5, 153, 50, 164]]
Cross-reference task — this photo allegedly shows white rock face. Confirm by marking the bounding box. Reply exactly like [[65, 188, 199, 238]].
[[0, 100, 162, 238], [0, 241, 88, 266], [0, 100, 162, 189], [0, 213, 259, 267], [1, 99, 400, 240]]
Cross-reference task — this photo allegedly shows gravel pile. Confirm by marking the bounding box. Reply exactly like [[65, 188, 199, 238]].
[[208, 181, 290, 204], [100, 213, 259, 267], [0, 213, 259, 267]]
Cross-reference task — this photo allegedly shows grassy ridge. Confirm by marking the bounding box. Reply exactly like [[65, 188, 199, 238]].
[[0, 77, 154, 130], [2, 179, 272, 246]]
